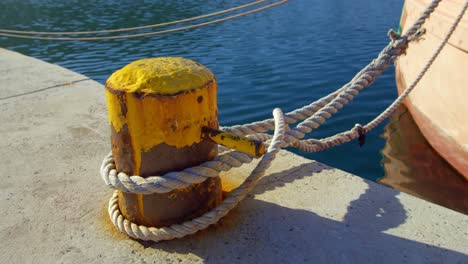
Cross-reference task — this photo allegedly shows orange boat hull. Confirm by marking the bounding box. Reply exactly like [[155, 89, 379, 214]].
[[395, 0, 468, 179]]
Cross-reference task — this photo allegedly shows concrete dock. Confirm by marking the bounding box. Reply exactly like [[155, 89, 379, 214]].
[[0, 48, 467, 263]]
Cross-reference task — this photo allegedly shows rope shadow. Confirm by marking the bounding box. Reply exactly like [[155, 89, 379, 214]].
[[251, 161, 332, 196]]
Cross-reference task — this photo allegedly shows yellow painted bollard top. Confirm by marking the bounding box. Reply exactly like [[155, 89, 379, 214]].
[[106, 57, 215, 95]]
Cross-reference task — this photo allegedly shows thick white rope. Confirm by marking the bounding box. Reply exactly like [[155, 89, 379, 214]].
[[101, 0, 467, 242], [108, 108, 285, 241], [0, 0, 288, 41], [283, 0, 468, 153], [221, 0, 443, 138]]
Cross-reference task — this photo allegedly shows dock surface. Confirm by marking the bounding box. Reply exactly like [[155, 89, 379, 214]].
[[0, 48, 467, 263]]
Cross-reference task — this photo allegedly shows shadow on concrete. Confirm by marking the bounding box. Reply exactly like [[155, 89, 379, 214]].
[[138, 162, 467, 263], [251, 160, 333, 196]]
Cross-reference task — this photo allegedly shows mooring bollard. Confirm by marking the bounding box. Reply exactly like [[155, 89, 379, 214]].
[[105, 57, 222, 227], [104, 57, 265, 228]]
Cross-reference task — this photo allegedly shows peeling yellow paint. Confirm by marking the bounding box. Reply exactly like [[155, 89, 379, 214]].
[[105, 89, 125, 132], [104, 57, 218, 174]]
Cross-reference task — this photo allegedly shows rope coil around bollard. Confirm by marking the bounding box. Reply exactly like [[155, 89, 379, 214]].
[[99, 0, 468, 241], [107, 108, 286, 241]]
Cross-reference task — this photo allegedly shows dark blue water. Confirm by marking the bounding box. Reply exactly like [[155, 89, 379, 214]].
[[0, 0, 404, 181]]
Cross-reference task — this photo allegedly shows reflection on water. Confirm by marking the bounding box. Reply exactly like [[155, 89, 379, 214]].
[[380, 105, 468, 214]]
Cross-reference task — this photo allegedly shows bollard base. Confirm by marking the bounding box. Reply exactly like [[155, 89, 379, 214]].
[[118, 177, 222, 228]]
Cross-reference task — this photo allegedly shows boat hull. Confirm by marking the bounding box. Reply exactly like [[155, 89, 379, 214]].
[[395, 0, 468, 179]]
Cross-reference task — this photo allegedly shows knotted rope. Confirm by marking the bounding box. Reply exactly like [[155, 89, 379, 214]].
[[100, 0, 467, 241]]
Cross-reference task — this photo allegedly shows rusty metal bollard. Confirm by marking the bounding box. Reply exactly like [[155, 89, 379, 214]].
[[104, 57, 264, 228]]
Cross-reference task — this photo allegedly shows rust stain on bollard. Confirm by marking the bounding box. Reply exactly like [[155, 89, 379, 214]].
[[105, 57, 222, 227]]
